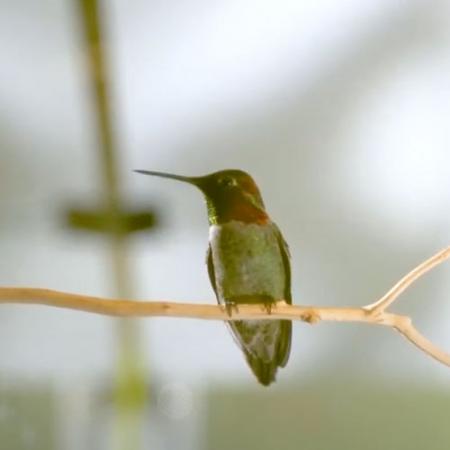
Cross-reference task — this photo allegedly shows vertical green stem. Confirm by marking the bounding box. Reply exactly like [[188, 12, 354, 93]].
[[76, 1, 147, 449]]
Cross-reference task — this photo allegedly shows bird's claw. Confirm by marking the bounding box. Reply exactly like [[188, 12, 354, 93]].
[[263, 300, 278, 315], [225, 301, 239, 317]]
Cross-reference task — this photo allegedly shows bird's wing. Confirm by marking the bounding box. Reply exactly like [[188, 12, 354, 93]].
[[206, 245, 251, 354], [206, 245, 218, 298], [274, 223, 292, 304], [273, 223, 292, 367]]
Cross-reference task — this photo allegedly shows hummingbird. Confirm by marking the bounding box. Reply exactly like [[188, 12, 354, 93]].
[[135, 169, 292, 385]]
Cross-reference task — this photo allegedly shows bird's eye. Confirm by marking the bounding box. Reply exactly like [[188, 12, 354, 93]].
[[219, 177, 237, 187]]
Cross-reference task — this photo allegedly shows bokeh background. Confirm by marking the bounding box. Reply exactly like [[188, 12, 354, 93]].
[[1, 0, 450, 449]]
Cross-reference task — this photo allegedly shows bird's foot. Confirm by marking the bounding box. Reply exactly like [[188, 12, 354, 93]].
[[263, 299, 278, 315], [225, 301, 239, 317]]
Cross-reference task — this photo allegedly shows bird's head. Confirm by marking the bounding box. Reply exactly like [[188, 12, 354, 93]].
[[135, 168, 268, 225]]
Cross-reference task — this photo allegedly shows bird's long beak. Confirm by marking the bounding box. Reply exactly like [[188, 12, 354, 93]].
[[134, 170, 201, 187]]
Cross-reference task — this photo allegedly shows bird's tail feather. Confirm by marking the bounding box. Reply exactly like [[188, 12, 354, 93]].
[[244, 352, 278, 386], [239, 319, 292, 386]]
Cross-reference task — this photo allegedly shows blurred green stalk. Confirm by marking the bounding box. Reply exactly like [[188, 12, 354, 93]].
[[76, 1, 148, 449]]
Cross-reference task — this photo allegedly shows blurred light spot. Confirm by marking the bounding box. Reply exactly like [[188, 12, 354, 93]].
[[21, 427, 37, 447], [157, 383, 194, 419]]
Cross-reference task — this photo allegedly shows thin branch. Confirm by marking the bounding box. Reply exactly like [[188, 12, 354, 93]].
[[0, 288, 374, 321], [0, 245, 449, 368], [364, 245, 450, 314]]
